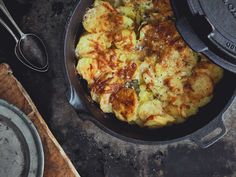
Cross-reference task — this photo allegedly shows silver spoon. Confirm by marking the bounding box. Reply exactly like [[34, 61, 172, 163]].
[[0, 0, 49, 72]]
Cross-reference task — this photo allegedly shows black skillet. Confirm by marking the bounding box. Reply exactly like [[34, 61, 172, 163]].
[[63, 0, 236, 148]]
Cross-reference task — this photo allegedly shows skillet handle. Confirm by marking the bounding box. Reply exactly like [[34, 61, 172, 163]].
[[67, 87, 97, 121], [190, 116, 227, 148], [66, 86, 89, 113]]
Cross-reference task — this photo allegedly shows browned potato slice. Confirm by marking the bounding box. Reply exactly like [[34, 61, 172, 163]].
[[164, 101, 199, 119], [99, 93, 113, 113], [123, 0, 153, 10], [155, 47, 198, 80], [83, 2, 116, 33], [143, 114, 175, 128], [117, 6, 136, 19], [152, 0, 172, 13], [186, 73, 214, 100], [111, 88, 139, 122], [114, 29, 137, 50], [75, 33, 112, 59], [139, 22, 180, 53], [195, 58, 224, 84], [91, 73, 124, 95], [76, 58, 100, 85], [138, 99, 163, 120], [138, 85, 154, 103], [83, 2, 134, 33]]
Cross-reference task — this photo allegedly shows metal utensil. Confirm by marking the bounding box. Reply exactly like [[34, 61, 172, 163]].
[[0, 0, 49, 72]]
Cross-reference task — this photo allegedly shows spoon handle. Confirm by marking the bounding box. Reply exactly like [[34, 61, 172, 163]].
[[0, 17, 18, 42], [0, 0, 24, 37]]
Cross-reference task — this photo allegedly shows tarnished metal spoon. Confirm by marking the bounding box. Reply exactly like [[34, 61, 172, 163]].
[[0, 0, 48, 72]]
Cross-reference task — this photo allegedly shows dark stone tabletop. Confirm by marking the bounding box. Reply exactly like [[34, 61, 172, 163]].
[[0, 0, 235, 177]]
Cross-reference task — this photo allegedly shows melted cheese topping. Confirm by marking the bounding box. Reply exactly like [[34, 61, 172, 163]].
[[75, 0, 223, 128]]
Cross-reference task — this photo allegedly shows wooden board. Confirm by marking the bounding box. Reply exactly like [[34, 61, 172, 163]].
[[0, 63, 80, 177]]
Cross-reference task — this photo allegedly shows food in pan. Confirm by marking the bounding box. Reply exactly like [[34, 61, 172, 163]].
[[75, 0, 223, 128]]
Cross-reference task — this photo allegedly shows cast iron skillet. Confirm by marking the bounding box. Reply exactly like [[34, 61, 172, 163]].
[[63, 0, 236, 148]]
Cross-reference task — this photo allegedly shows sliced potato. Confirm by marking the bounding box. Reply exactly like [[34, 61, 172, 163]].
[[122, 0, 153, 10], [121, 15, 135, 29], [83, 2, 116, 33], [99, 93, 113, 113], [139, 85, 154, 103], [111, 49, 141, 63], [114, 29, 137, 50], [117, 6, 136, 19], [76, 58, 100, 84], [164, 102, 199, 119], [138, 99, 163, 120], [138, 0, 154, 12], [83, 2, 134, 33], [91, 73, 125, 95], [144, 115, 175, 128], [111, 88, 139, 122], [75, 33, 111, 58], [195, 59, 224, 84], [186, 73, 214, 100]]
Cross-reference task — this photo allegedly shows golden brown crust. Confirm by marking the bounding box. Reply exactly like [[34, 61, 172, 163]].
[[111, 88, 138, 121]]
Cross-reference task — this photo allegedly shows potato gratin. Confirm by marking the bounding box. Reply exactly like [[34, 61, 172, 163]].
[[75, 0, 223, 128]]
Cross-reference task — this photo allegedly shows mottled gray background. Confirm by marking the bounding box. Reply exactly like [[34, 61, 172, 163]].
[[0, 0, 235, 177]]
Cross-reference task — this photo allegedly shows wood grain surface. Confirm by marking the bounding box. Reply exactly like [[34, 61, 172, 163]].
[[0, 63, 80, 177]]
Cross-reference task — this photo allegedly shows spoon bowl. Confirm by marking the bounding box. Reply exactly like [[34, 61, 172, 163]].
[[15, 34, 49, 72], [0, 0, 49, 72]]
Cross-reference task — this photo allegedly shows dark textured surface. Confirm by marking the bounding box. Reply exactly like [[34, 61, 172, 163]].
[[0, 0, 235, 177]]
